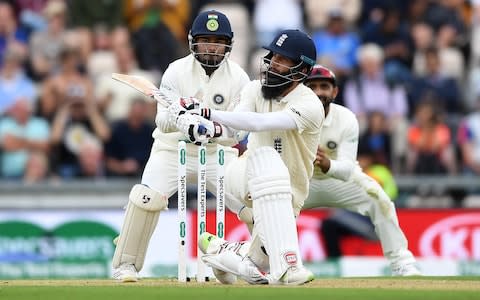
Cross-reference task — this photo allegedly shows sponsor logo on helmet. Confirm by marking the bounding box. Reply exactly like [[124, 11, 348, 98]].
[[284, 251, 298, 266], [213, 94, 224, 104], [276, 34, 288, 47]]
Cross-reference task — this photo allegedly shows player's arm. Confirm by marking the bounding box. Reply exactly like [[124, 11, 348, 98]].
[[209, 89, 323, 133], [321, 117, 359, 181], [211, 110, 297, 132]]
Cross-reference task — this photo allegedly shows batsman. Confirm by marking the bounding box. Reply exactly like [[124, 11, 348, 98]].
[[111, 10, 249, 281], [172, 29, 323, 285]]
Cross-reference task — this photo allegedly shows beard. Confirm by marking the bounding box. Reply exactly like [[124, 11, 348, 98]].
[[261, 71, 294, 100], [318, 95, 334, 110], [196, 53, 224, 67]]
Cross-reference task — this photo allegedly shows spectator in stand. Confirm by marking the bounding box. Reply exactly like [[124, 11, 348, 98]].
[[0, 99, 50, 179], [253, 0, 303, 47], [358, 111, 392, 167], [304, 0, 361, 30], [344, 44, 408, 131], [0, 43, 36, 115], [16, 0, 50, 33], [86, 24, 117, 82], [124, 0, 186, 73], [312, 8, 360, 105], [95, 30, 158, 123], [0, 1, 29, 65], [344, 44, 408, 172], [40, 46, 93, 121], [67, 0, 123, 29], [23, 150, 50, 183], [457, 98, 480, 175], [49, 90, 110, 179], [28, 0, 68, 81], [362, 8, 413, 85], [406, 98, 457, 175], [105, 99, 154, 178], [409, 46, 463, 115]]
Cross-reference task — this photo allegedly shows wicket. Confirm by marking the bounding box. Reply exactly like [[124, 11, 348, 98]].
[[177, 141, 225, 282]]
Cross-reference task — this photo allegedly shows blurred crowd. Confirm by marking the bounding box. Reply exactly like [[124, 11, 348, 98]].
[[0, 0, 480, 185]]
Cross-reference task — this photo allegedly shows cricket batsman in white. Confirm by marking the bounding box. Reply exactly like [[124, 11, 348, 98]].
[[112, 10, 250, 281], [170, 29, 323, 285], [301, 65, 421, 276]]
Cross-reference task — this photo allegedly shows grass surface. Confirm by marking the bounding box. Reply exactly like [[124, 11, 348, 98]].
[[1, 277, 479, 300]]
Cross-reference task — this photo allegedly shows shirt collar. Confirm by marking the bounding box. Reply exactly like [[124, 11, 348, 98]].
[[323, 104, 334, 127], [278, 83, 304, 103]]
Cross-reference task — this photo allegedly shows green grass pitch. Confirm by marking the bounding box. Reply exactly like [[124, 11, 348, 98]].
[[1, 277, 479, 300]]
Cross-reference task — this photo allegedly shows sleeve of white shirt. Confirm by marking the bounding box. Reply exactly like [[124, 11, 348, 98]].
[[325, 110, 359, 181], [211, 81, 298, 132], [284, 95, 324, 134]]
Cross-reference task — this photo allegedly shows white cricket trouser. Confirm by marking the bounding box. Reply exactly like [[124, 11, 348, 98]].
[[142, 144, 238, 200], [304, 172, 415, 265]]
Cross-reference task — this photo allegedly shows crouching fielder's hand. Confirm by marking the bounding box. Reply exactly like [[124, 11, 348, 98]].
[[176, 113, 222, 145]]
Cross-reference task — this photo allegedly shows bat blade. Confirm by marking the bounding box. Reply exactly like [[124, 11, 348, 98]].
[[112, 73, 157, 95], [111, 73, 171, 107]]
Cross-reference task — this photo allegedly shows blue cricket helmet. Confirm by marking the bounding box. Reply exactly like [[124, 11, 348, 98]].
[[189, 10, 234, 68], [190, 10, 233, 40], [263, 29, 316, 67]]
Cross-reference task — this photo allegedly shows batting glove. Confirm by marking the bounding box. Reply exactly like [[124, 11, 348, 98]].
[[167, 97, 201, 125], [190, 107, 212, 120], [176, 114, 222, 145]]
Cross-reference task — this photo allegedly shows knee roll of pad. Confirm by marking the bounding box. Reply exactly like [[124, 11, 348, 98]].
[[247, 147, 291, 200], [130, 184, 168, 211]]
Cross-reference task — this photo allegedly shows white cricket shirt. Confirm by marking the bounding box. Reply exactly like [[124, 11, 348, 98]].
[[153, 54, 250, 154]]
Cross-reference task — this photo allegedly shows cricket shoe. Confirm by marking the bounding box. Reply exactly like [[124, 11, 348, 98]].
[[198, 232, 267, 284], [198, 232, 237, 284], [268, 265, 315, 286], [112, 263, 138, 282], [391, 262, 422, 276]]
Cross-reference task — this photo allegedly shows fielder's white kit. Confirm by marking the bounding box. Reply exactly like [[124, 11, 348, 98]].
[[303, 103, 419, 275], [112, 53, 249, 278]]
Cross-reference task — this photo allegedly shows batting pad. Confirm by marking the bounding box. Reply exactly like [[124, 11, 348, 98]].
[[112, 184, 168, 271], [247, 147, 301, 281]]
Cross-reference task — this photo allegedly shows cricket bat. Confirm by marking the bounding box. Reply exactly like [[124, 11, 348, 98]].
[[111, 73, 171, 107]]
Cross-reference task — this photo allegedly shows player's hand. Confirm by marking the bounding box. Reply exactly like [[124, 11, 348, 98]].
[[315, 147, 331, 173], [189, 107, 212, 120], [176, 114, 222, 145], [167, 97, 200, 125]]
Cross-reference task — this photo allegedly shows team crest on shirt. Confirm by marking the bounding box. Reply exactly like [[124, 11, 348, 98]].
[[327, 141, 337, 150], [213, 94, 224, 104], [274, 137, 282, 154]]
